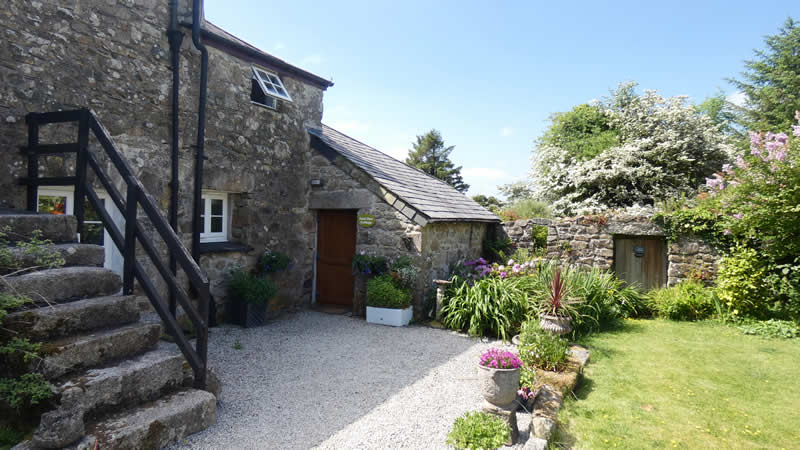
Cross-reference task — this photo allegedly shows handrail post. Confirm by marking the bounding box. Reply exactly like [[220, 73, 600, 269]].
[[25, 116, 39, 212], [74, 109, 90, 241], [123, 181, 138, 295], [194, 281, 209, 389]]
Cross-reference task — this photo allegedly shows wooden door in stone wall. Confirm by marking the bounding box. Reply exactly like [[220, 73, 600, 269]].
[[614, 236, 667, 290], [316, 210, 357, 306]]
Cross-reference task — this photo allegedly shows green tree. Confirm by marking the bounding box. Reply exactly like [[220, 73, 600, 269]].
[[538, 103, 619, 161], [729, 17, 800, 132], [497, 181, 534, 203], [471, 195, 504, 212], [696, 90, 743, 137], [406, 130, 469, 192], [531, 83, 732, 215]]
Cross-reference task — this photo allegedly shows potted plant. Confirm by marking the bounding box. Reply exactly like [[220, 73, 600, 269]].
[[256, 248, 291, 275], [227, 269, 277, 328], [538, 268, 577, 335], [477, 348, 522, 407], [366, 274, 413, 326]]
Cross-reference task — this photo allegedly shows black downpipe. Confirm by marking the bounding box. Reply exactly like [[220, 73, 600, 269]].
[[190, 0, 207, 265], [167, 0, 183, 318], [189, 0, 217, 326]]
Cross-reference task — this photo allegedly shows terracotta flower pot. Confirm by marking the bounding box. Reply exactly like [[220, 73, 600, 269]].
[[477, 365, 521, 407], [539, 313, 573, 335]]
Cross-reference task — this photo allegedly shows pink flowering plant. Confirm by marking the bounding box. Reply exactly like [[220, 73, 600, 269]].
[[656, 112, 800, 320], [479, 348, 523, 369], [461, 257, 545, 281]]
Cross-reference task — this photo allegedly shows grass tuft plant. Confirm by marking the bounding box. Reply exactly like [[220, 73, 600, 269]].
[[446, 411, 509, 450], [518, 320, 569, 371], [441, 276, 527, 340]]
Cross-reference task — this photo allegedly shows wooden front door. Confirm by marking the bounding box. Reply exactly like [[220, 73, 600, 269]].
[[316, 210, 357, 306], [614, 236, 667, 290]]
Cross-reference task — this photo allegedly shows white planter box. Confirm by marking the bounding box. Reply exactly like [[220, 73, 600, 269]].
[[366, 306, 413, 327]]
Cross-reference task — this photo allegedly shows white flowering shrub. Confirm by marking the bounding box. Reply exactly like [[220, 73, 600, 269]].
[[531, 84, 734, 215]]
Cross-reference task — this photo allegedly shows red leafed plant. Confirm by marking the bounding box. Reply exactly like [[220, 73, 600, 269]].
[[541, 268, 577, 317]]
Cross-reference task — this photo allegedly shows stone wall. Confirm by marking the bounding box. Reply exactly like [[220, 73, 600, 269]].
[[0, 0, 325, 314], [500, 216, 718, 287]]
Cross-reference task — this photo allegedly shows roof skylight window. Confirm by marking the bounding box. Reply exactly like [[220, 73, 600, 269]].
[[252, 67, 292, 102]]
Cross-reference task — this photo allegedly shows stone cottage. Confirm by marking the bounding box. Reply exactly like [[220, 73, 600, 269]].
[[0, 0, 497, 317], [308, 125, 498, 315], [502, 215, 719, 289], [0, 0, 499, 446]]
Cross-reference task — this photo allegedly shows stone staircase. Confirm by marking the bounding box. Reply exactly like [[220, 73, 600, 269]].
[[1, 213, 217, 449]]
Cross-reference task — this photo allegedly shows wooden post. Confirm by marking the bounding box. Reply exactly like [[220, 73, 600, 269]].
[[73, 110, 90, 240], [122, 181, 138, 295], [194, 280, 209, 390], [25, 117, 39, 212]]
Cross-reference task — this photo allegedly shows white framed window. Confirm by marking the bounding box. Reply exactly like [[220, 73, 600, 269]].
[[37, 186, 74, 216], [200, 191, 229, 243], [251, 67, 292, 104]]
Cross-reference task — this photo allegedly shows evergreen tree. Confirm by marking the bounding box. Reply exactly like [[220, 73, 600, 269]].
[[729, 17, 800, 132], [471, 194, 504, 212], [406, 130, 470, 192]]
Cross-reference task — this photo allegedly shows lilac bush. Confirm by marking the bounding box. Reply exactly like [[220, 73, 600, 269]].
[[479, 348, 523, 369]]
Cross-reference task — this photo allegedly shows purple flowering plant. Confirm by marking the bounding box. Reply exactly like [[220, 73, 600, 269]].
[[479, 348, 523, 369], [460, 257, 543, 281]]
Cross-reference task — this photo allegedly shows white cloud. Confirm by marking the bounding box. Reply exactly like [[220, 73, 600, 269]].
[[727, 91, 748, 108], [274, 42, 286, 51], [301, 54, 323, 66], [500, 126, 514, 137], [462, 167, 508, 179]]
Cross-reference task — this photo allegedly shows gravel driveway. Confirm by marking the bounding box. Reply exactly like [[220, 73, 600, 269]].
[[174, 311, 530, 449]]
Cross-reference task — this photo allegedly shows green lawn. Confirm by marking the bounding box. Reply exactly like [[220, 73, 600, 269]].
[[554, 319, 800, 449]]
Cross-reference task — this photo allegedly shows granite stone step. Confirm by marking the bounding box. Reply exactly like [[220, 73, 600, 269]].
[[2, 267, 121, 304], [0, 214, 77, 243], [14, 389, 216, 450], [27, 345, 189, 448], [39, 323, 161, 379], [9, 243, 105, 269], [4, 295, 139, 341], [80, 389, 216, 450], [60, 344, 187, 417]]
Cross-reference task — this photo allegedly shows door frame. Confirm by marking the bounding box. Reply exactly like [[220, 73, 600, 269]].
[[312, 209, 358, 306]]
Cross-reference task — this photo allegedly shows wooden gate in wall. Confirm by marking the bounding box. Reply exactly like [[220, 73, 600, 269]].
[[614, 236, 667, 290]]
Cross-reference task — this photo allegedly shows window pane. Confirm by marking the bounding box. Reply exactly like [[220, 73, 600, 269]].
[[83, 223, 104, 245], [211, 199, 223, 216], [268, 74, 280, 85], [274, 86, 286, 96], [263, 83, 277, 94], [200, 216, 205, 233], [38, 195, 68, 215], [211, 216, 223, 233]]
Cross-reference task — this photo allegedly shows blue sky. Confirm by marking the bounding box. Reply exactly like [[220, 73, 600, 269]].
[[205, 0, 797, 198]]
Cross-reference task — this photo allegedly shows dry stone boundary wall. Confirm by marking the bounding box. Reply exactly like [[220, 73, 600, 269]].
[[500, 215, 718, 286]]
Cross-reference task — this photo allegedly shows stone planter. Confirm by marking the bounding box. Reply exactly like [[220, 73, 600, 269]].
[[230, 300, 267, 328], [366, 305, 413, 327], [477, 365, 521, 407], [539, 314, 572, 335]]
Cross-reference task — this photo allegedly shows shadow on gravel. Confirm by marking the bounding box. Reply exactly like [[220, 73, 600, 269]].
[[174, 311, 479, 449]]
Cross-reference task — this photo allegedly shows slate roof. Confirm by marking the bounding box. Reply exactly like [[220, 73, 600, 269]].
[[200, 21, 334, 90], [308, 125, 500, 224]]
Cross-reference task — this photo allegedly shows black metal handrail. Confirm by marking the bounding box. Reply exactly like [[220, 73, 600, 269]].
[[22, 108, 209, 389]]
